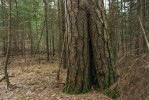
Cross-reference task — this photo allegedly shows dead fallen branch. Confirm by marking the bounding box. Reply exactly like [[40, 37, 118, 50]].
[[0, 75, 15, 83], [138, 16, 149, 50], [0, 76, 5, 82]]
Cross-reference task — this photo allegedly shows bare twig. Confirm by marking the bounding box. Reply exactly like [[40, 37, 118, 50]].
[[138, 16, 149, 50]]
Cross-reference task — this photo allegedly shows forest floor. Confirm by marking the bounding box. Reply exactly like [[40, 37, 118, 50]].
[[0, 55, 111, 100]]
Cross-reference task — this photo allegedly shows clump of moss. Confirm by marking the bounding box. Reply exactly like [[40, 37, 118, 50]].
[[82, 87, 90, 94], [64, 86, 90, 95], [64, 87, 76, 95], [101, 89, 117, 99]]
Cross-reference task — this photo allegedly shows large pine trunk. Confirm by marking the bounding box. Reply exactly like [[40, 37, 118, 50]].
[[88, 0, 116, 89], [64, 0, 117, 94], [64, 0, 90, 94]]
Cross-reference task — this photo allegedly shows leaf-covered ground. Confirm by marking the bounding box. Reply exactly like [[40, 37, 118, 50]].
[[0, 55, 111, 100]]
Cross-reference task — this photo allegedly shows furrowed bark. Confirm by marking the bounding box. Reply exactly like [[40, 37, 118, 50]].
[[64, 0, 90, 94], [64, 0, 117, 94], [88, 0, 116, 89]]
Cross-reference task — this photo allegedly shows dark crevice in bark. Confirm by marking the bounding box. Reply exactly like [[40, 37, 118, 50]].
[[64, 1, 117, 94], [89, 36, 98, 86], [87, 12, 98, 87]]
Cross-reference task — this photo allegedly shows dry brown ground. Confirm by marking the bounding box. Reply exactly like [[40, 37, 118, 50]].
[[0, 55, 111, 100], [115, 54, 149, 100]]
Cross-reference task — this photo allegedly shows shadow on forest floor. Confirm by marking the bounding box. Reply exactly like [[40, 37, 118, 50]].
[[0, 55, 111, 100]]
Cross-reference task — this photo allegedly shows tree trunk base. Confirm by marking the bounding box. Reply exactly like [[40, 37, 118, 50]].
[[64, 85, 90, 94]]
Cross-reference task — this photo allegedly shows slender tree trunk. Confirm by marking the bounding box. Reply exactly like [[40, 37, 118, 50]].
[[121, 0, 124, 55], [108, 0, 117, 63], [28, 22, 33, 55], [124, 0, 127, 53], [15, 0, 19, 54], [21, 18, 25, 57], [1, 0, 7, 56], [44, 0, 50, 61], [4, 0, 12, 88], [61, 0, 67, 68], [128, 0, 133, 52], [22, 22, 25, 57], [58, 0, 61, 55], [135, 0, 141, 55], [52, 25, 55, 56], [138, 16, 149, 50], [141, 0, 147, 53], [58, 0, 67, 68], [3, 38, 6, 56], [49, 14, 52, 55]]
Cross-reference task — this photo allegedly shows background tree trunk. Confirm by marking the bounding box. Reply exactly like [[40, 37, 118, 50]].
[[58, 0, 67, 68], [44, 0, 50, 61], [4, 0, 12, 88]]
